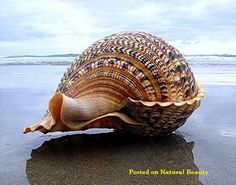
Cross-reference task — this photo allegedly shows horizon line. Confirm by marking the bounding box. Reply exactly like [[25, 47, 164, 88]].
[[3, 53, 236, 58]]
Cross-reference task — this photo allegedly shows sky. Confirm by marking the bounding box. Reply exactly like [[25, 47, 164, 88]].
[[0, 0, 236, 56]]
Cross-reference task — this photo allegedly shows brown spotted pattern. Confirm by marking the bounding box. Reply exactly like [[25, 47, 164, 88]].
[[56, 32, 197, 103]]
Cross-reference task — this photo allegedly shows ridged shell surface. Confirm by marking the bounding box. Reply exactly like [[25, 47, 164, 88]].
[[58, 32, 197, 102], [24, 32, 204, 135]]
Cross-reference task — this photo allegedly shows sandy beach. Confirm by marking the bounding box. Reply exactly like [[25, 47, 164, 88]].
[[0, 64, 236, 185]]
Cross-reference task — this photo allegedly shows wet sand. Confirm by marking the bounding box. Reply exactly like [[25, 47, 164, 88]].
[[26, 132, 201, 185], [0, 65, 236, 185]]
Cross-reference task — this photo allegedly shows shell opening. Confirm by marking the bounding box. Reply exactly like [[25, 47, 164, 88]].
[[23, 92, 68, 134], [23, 92, 142, 134]]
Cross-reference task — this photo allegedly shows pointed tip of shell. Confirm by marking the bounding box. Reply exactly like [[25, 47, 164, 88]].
[[23, 126, 46, 134], [23, 127, 33, 134], [23, 113, 56, 134], [23, 127, 30, 134], [23, 125, 48, 134]]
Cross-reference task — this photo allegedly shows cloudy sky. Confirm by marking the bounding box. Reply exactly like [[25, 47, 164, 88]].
[[0, 0, 236, 56]]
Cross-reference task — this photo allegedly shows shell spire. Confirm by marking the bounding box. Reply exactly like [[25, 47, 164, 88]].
[[24, 32, 204, 136]]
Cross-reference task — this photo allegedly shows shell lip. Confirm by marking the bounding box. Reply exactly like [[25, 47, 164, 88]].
[[128, 85, 205, 107]]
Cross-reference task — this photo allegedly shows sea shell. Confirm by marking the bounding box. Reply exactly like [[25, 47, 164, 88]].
[[23, 32, 204, 136]]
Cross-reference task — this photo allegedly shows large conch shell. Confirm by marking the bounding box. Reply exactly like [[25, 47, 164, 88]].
[[24, 32, 204, 136]]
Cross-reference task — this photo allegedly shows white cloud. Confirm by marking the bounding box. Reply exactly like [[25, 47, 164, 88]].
[[0, 0, 235, 55], [5, 0, 98, 35], [126, 2, 171, 25], [175, 0, 234, 18], [171, 39, 236, 55]]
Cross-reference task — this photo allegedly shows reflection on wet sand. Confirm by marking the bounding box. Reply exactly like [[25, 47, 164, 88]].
[[26, 131, 202, 185]]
